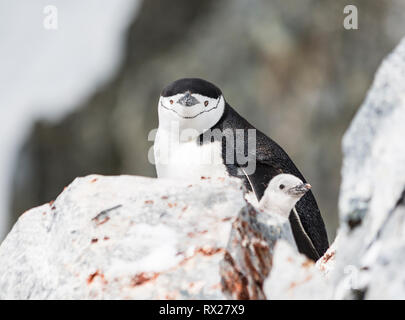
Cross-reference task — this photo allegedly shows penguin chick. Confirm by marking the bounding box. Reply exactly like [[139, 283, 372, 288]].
[[259, 174, 321, 260], [259, 174, 311, 219]]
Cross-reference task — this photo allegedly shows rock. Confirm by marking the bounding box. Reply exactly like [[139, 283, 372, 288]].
[[340, 38, 405, 233], [315, 235, 338, 277], [263, 37, 405, 300], [263, 241, 332, 300], [332, 37, 405, 299], [0, 175, 241, 299], [221, 205, 296, 299], [0, 175, 300, 299]]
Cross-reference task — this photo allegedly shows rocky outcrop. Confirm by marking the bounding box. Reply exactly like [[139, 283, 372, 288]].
[[331, 37, 405, 299], [264, 37, 405, 299], [263, 241, 333, 299], [0, 172, 327, 300], [1, 176, 240, 299], [0, 175, 300, 299], [221, 205, 296, 299]]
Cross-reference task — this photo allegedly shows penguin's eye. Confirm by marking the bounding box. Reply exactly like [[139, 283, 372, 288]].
[[279, 184, 285, 190], [204, 101, 209, 107], [170, 100, 174, 104]]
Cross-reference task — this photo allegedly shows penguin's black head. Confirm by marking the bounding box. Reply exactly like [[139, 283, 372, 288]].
[[158, 78, 225, 125], [161, 78, 222, 101]]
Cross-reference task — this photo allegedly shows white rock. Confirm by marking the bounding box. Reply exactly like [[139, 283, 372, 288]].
[[340, 37, 405, 236], [263, 37, 405, 300], [0, 175, 246, 299], [0, 174, 301, 300], [221, 204, 297, 299], [264, 241, 332, 300], [332, 37, 405, 299]]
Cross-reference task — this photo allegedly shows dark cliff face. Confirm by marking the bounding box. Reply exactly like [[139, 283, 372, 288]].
[[10, 0, 405, 239]]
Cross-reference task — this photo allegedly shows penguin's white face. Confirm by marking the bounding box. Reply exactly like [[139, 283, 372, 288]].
[[157, 78, 225, 136], [159, 93, 224, 120], [260, 174, 311, 218]]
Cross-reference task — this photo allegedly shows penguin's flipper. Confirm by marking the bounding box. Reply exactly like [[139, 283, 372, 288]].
[[242, 162, 281, 200], [289, 207, 321, 260], [239, 167, 259, 200]]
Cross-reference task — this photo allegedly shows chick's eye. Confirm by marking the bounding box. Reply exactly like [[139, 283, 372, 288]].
[[204, 101, 209, 107], [170, 100, 174, 104], [279, 184, 285, 190]]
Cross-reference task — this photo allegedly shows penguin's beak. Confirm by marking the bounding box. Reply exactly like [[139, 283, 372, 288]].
[[177, 91, 200, 107], [288, 183, 311, 196]]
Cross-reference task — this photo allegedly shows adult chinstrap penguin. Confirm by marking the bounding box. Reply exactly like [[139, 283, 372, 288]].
[[154, 78, 329, 261]]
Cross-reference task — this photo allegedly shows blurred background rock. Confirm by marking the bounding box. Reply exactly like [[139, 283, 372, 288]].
[[4, 0, 405, 241]]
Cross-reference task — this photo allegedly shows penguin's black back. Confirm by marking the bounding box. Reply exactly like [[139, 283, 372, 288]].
[[200, 103, 329, 260]]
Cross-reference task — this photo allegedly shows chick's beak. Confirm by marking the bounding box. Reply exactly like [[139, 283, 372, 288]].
[[288, 183, 312, 196]]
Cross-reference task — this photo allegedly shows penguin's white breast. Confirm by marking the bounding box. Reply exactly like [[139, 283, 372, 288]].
[[154, 133, 228, 180]]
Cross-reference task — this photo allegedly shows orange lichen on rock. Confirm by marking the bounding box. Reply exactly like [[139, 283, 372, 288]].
[[221, 252, 250, 299], [197, 247, 223, 256], [131, 272, 159, 287], [288, 274, 313, 291], [87, 270, 107, 285]]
